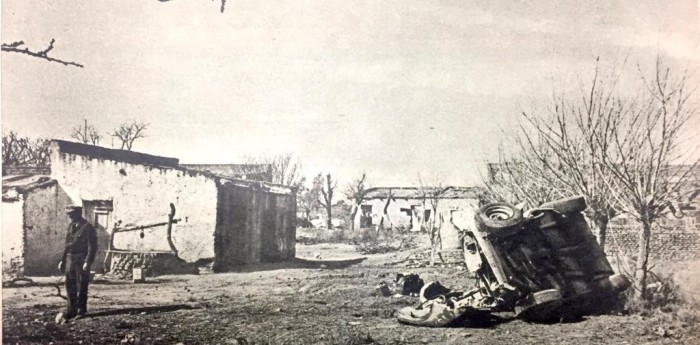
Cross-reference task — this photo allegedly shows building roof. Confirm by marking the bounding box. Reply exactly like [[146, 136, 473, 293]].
[[2, 174, 57, 202], [51, 140, 295, 195], [218, 178, 296, 195], [181, 164, 272, 182], [363, 186, 484, 200], [52, 140, 180, 168]]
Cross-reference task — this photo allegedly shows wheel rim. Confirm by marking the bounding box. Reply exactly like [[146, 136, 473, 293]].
[[483, 205, 514, 220]]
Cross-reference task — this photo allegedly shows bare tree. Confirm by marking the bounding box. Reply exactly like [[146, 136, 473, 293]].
[[242, 153, 304, 187], [319, 173, 337, 230], [2, 132, 51, 168], [71, 119, 102, 145], [482, 147, 562, 208], [493, 62, 623, 251], [1, 39, 83, 68], [416, 173, 447, 266], [298, 174, 324, 226], [591, 57, 699, 300], [375, 188, 394, 233], [111, 122, 148, 151], [344, 171, 370, 230]]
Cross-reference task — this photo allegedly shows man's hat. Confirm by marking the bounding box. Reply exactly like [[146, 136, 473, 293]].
[[65, 205, 82, 214]]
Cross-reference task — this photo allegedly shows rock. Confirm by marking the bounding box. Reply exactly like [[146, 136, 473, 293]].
[[55, 312, 66, 324], [655, 327, 670, 338], [375, 282, 392, 297]]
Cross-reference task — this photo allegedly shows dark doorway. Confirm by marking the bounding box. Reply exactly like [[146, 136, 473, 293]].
[[82, 200, 113, 273]]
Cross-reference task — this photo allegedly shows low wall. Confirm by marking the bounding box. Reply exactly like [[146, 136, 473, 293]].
[[607, 223, 700, 262]]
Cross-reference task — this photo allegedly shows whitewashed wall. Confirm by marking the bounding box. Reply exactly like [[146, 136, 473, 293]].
[[50, 144, 219, 263]]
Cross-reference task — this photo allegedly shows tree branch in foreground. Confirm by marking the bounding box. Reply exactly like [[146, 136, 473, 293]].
[[1, 39, 84, 68], [158, 0, 226, 13]]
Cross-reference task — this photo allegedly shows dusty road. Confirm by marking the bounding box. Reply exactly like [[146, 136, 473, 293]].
[[3, 243, 699, 344]]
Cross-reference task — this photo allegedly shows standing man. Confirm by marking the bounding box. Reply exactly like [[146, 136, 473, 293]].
[[58, 206, 98, 320]]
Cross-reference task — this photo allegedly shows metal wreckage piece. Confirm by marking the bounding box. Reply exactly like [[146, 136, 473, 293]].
[[397, 196, 630, 327]]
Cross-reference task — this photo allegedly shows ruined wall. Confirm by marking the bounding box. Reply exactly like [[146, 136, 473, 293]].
[[213, 183, 296, 270], [50, 144, 219, 263], [360, 198, 420, 229], [360, 198, 477, 228], [23, 183, 72, 275], [2, 200, 24, 279]]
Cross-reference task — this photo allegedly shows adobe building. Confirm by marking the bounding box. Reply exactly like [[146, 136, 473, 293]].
[[2, 140, 296, 279], [357, 186, 484, 249]]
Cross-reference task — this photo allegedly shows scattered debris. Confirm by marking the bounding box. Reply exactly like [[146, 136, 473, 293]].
[[120, 333, 140, 343], [398, 196, 631, 327], [54, 312, 66, 325], [375, 282, 392, 297], [394, 273, 424, 296], [419, 281, 451, 303]]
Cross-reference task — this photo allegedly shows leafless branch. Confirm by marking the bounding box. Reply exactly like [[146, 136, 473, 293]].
[[111, 122, 149, 151], [1, 39, 83, 68], [344, 172, 370, 230], [242, 153, 304, 186], [158, 0, 227, 13], [71, 119, 102, 145], [2, 132, 51, 167]]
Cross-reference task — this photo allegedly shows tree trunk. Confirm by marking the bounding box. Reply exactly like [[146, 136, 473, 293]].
[[326, 203, 332, 230], [429, 207, 443, 267], [377, 196, 392, 234], [591, 215, 609, 253], [633, 219, 652, 301], [349, 204, 358, 231]]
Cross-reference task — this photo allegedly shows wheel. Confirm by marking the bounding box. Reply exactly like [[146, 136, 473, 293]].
[[475, 203, 523, 237], [514, 289, 563, 321], [539, 195, 587, 214]]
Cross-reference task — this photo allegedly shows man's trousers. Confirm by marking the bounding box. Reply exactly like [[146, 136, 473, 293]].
[[65, 254, 90, 317]]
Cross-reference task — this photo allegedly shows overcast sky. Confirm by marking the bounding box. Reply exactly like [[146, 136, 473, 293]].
[[2, 0, 699, 187]]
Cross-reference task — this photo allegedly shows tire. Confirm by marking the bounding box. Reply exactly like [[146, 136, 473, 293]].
[[514, 289, 563, 321], [540, 195, 587, 214], [475, 203, 523, 237]]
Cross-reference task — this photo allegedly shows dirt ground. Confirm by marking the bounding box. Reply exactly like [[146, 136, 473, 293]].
[[3, 242, 699, 345]]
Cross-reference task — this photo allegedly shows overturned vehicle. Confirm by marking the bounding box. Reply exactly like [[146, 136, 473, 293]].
[[397, 196, 630, 326]]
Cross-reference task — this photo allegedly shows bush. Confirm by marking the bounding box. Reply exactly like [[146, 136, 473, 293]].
[[352, 229, 418, 255], [612, 257, 700, 315]]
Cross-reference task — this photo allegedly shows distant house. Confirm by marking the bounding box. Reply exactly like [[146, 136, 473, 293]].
[[1, 140, 296, 279], [357, 186, 484, 249]]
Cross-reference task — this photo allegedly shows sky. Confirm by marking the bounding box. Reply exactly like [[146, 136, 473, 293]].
[[2, 0, 700, 188]]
